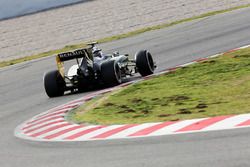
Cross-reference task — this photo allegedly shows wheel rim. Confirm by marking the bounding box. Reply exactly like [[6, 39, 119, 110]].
[[146, 51, 154, 72], [114, 64, 122, 83]]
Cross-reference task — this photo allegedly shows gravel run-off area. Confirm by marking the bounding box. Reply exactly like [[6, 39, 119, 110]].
[[0, 0, 250, 61]]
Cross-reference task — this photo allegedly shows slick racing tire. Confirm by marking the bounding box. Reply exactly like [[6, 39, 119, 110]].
[[101, 60, 122, 86], [135, 50, 155, 76], [44, 70, 65, 97]]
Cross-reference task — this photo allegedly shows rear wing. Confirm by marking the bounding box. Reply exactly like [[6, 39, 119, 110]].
[[57, 47, 93, 62], [56, 47, 93, 78]]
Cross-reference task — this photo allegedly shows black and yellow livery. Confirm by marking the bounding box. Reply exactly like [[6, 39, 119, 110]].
[[43, 42, 156, 97]]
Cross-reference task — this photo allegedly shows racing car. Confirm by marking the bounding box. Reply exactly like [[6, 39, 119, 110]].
[[43, 42, 156, 97]]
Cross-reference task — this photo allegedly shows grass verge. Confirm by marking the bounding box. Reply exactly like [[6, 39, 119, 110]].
[[1, 4, 250, 68], [69, 47, 250, 125]]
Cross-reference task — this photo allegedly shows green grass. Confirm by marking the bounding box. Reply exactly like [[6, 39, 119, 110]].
[[1, 4, 250, 68], [69, 47, 250, 125]]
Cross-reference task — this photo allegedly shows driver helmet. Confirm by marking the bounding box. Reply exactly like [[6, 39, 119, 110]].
[[93, 47, 102, 58]]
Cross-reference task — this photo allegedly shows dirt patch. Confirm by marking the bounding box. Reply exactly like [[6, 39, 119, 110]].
[[160, 103, 169, 106], [104, 103, 115, 107], [158, 114, 171, 117], [178, 108, 192, 114], [151, 98, 160, 101], [131, 98, 143, 103], [202, 60, 216, 64], [195, 103, 208, 109], [233, 54, 250, 58], [168, 95, 190, 101], [198, 110, 206, 113], [171, 118, 180, 121], [175, 102, 184, 105], [141, 110, 151, 114], [117, 109, 136, 114], [119, 105, 129, 109]]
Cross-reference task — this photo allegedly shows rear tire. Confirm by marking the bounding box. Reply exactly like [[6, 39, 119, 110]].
[[101, 60, 122, 86], [135, 50, 155, 76], [44, 70, 65, 97]]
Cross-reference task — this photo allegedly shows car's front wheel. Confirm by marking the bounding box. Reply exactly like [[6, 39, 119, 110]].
[[135, 50, 155, 76], [101, 60, 122, 86], [44, 70, 65, 97]]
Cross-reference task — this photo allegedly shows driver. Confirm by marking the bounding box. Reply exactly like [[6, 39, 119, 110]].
[[93, 46, 105, 61]]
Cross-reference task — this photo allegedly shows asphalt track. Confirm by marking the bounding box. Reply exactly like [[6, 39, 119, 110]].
[[1, 7, 250, 167]]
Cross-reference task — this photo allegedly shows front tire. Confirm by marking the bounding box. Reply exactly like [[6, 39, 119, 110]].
[[135, 50, 155, 76], [101, 60, 122, 86], [44, 70, 65, 97]]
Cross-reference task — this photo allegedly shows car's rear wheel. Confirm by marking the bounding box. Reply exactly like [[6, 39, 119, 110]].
[[44, 70, 65, 97], [135, 50, 155, 76], [101, 60, 122, 86]]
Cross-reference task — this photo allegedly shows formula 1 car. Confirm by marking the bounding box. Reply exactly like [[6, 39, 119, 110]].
[[43, 42, 156, 97]]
